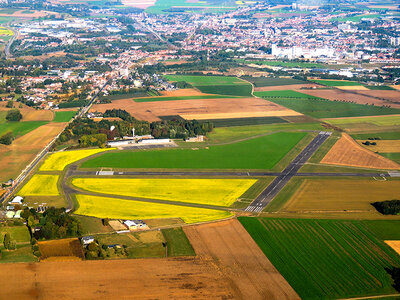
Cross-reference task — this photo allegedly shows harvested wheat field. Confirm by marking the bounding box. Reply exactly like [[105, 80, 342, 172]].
[[254, 84, 322, 92], [283, 179, 400, 213], [358, 90, 400, 104], [0, 258, 234, 299], [357, 140, 400, 153], [321, 133, 400, 169], [336, 86, 369, 91], [184, 219, 299, 300], [385, 241, 400, 255], [299, 89, 400, 108], [39, 238, 84, 262], [0, 122, 66, 181], [91, 97, 299, 122]]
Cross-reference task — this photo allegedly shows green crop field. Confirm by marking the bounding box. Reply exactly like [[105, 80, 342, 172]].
[[268, 97, 400, 118], [240, 76, 308, 87], [81, 132, 307, 170], [239, 217, 400, 299], [162, 228, 195, 256], [146, 0, 238, 14], [71, 178, 256, 207], [202, 116, 287, 127], [0, 226, 31, 243], [380, 153, 400, 163], [311, 79, 364, 86], [74, 194, 233, 224], [53, 111, 76, 122], [324, 116, 400, 129], [133, 95, 239, 102], [164, 75, 252, 96], [254, 90, 322, 99], [0, 121, 48, 138], [351, 131, 400, 140], [362, 220, 400, 240]]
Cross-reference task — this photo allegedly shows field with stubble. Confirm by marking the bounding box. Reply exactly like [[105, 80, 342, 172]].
[[184, 219, 299, 300], [0, 258, 235, 299], [321, 133, 400, 169]]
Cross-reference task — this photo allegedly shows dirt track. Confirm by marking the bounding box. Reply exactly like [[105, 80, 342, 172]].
[[184, 219, 299, 300], [254, 84, 322, 92], [91, 97, 298, 122], [0, 258, 233, 300], [321, 133, 400, 170]]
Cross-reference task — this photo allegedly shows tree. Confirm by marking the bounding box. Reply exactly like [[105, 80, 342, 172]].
[[28, 215, 35, 229], [0, 132, 14, 145], [6, 109, 22, 122], [6, 100, 13, 108], [3, 233, 10, 249]]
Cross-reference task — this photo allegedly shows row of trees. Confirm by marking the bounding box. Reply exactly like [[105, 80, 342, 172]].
[[371, 200, 400, 215]]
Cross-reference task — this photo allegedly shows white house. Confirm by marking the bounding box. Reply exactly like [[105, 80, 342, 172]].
[[81, 236, 95, 245], [10, 196, 23, 205]]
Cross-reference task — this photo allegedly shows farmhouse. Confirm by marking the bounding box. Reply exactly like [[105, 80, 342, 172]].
[[81, 236, 95, 245], [123, 220, 148, 231]]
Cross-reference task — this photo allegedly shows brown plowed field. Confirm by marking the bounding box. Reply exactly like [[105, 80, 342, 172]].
[[299, 89, 400, 108], [184, 219, 299, 300], [0, 122, 66, 181], [91, 97, 299, 122], [0, 258, 234, 299], [385, 241, 400, 255], [321, 133, 400, 169], [357, 140, 400, 153], [39, 238, 84, 261], [160, 88, 208, 97], [254, 84, 322, 92], [357, 90, 400, 104]]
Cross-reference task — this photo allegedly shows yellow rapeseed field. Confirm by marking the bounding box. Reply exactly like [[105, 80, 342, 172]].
[[18, 174, 60, 196], [74, 194, 233, 224], [40, 148, 113, 171], [72, 178, 257, 207]]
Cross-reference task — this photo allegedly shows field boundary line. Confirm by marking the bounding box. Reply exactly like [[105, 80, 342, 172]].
[[338, 293, 400, 300]]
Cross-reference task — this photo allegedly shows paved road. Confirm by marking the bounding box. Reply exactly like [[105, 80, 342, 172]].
[[245, 131, 332, 213], [70, 170, 386, 178]]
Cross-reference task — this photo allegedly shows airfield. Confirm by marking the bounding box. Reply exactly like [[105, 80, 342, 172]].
[[5, 74, 400, 299]]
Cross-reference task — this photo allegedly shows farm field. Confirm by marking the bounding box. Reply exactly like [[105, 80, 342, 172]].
[[241, 60, 326, 68], [363, 220, 400, 240], [18, 174, 60, 196], [0, 103, 54, 121], [358, 89, 400, 103], [300, 89, 399, 108], [74, 194, 233, 224], [321, 133, 399, 169], [161, 228, 195, 257], [282, 178, 400, 213], [357, 139, 400, 153], [71, 178, 256, 207], [81, 132, 307, 170], [254, 89, 322, 99], [38, 238, 84, 261], [0, 244, 38, 263], [184, 219, 300, 300], [0, 226, 31, 243], [351, 131, 400, 140], [40, 148, 113, 171], [0, 26, 13, 35], [254, 83, 322, 92], [323, 115, 400, 132], [133, 94, 240, 102], [53, 111, 76, 122], [91, 97, 298, 122], [311, 79, 364, 86], [385, 241, 400, 255], [0, 258, 234, 298], [0, 120, 48, 138], [201, 116, 288, 127], [164, 74, 252, 96], [381, 153, 400, 163], [267, 97, 400, 118], [74, 215, 113, 235], [240, 76, 308, 87], [239, 217, 400, 299], [0, 122, 66, 181]]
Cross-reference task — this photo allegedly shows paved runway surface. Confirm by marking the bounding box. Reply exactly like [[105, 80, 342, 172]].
[[245, 131, 332, 212]]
